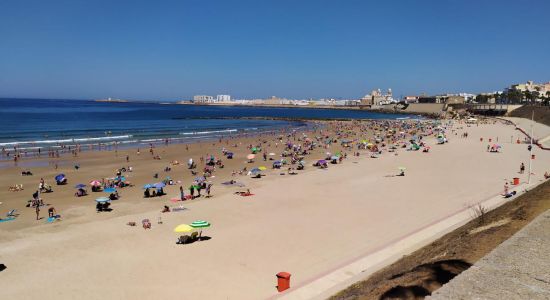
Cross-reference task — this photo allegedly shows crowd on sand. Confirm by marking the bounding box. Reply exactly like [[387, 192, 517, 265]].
[[4, 118, 546, 240]]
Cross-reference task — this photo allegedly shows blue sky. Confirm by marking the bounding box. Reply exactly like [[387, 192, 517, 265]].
[[0, 0, 549, 100]]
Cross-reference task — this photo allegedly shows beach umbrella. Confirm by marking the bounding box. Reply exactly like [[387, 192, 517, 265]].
[[268, 153, 276, 156], [247, 154, 255, 160], [398, 167, 406, 170], [190, 220, 211, 228], [104, 187, 117, 193], [90, 180, 101, 186], [115, 176, 126, 182], [330, 156, 339, 160], [318, 159, 327, 164], [173, 224, 194, 233], [55, 174, 65, 181], [190, 220, 210, 238], [95, 197, 110, 203], [74, 184, 86, 189], [258, 166, 267, 171], [195, 176, 206, 183], [154, 182, 166, 188], [143, 184, 154, 189], [250, 168, 262, 173]]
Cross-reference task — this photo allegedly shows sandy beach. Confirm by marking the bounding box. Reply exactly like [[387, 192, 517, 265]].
[[1, 119, 549, 300]]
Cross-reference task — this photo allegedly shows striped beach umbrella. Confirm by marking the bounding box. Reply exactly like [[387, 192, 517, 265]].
[[190, 220, 210, 228]]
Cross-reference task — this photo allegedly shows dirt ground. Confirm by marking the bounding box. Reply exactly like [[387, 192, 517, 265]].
[[330, 179, 550, 300]]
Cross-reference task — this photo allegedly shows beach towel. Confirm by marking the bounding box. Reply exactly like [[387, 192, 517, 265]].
[[0, 217, 15, 223], [170, 198, 183, 203], [239, 193, 255, 197], [172, 207, 187, 212], [47, 215, 61, 223]]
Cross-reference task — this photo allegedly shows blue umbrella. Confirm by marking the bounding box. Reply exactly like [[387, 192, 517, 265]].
[[55, 174, 65, 181], [74, 184, 86, 189], [143, 184, 154, 189], [115, 176, 126, 182], [194, 176, 206, 183], [104, 187, 117, 193], [95, 197, 110, 203], [251, 168, 261, 173], [154, 182, 166, 188]]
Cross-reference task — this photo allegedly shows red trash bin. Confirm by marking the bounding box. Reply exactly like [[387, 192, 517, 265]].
[[276, 272, 291, 292], [513, 177, 519, 185]]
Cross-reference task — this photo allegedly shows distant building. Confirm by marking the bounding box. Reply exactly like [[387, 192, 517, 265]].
[[361, 88, 394, 105], [418, 94, 467, 105], [193, 95, 215, 103], [402, 96, 419, 103], [216, 95, 231, 102], [507, 80, 550, 101]]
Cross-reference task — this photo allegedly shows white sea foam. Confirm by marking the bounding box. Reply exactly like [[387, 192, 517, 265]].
[[180, 129, 237, 135], [0, 135, 132, 147]]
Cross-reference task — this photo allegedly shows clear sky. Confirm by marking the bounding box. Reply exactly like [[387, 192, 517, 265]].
[[1, 0, 549, 100]]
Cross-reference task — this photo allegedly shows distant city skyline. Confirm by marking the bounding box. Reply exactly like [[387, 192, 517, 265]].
[[1, 0, 549, 101]]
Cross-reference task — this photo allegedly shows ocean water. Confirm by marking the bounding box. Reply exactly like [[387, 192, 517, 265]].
[[0, 98, 417, 153]]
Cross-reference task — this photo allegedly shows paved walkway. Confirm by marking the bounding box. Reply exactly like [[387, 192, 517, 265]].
[[429, 209, 550, 300]]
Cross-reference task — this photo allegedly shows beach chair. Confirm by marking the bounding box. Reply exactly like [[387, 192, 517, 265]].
[[190, 231, 199, 241], [7, 209, 17, 217]]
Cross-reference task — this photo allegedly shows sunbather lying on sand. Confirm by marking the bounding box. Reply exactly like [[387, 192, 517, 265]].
[[235, 189, 253, 196]]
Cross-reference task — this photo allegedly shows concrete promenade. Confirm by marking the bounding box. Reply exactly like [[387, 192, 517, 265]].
[[429, 209, 550, 300]]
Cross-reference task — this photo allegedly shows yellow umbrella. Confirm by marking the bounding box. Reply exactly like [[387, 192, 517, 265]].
[[173, 224, 194, 233], [258, 166, 267, 171]]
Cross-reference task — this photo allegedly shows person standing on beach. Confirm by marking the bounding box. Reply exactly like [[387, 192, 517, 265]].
[[35, 204, 40, 220], [180, 186, 185, 200], [520, 163, 525, 174], [126, 155, 129, 163]]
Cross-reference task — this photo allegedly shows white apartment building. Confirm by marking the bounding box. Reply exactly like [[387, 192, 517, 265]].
[[216, 95, 231, 102], [193, 95, 215, 103]]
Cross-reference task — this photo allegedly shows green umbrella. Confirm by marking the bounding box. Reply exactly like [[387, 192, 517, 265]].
[[190, 220, 211, 228], [190, 220, 210, 240]]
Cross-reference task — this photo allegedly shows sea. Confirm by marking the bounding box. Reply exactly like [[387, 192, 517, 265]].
[[0, 98, 418, 156]]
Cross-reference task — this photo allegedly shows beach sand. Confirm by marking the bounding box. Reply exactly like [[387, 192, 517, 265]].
[[1, 120, 549, 299]]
